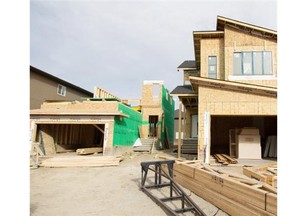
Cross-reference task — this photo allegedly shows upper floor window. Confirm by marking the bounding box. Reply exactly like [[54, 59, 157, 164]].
[[208, 56, 217, 79], [233, 51, 273, 76], [57, 84, 66, 96]]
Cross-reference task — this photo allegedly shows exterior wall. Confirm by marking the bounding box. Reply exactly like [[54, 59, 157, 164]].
[[200, 38, 224, 79], [197, 86, 277, 159], [30, 70, 92, 109], [183, 107, 198, 138], [113, 103, 142, 146], [161, 86, 175, 144], [141, 82, 163, 139], [40, 100, 119, 112], [140, 82, 175, 144], [224, 27, 277, 87]]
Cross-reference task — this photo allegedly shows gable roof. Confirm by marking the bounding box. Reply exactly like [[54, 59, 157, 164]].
[[30, 65, 93, 97]]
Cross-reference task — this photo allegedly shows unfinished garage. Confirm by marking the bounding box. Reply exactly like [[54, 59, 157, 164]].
[[35, 124, 105, 155], [211, 115, 277, 159]]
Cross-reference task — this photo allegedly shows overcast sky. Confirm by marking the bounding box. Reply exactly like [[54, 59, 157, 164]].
[[30, 0, 277, 100]]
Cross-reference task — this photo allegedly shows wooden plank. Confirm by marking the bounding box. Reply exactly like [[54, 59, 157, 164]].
[[76, 147, 103, 155], [40, 155, 121, 167], [221, 154, 238, 164]]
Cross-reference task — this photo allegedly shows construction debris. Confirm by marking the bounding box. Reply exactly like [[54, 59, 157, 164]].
[[171, 161, 277, 216], [39, 155, 123, 168], [213, 154, 238, 165], [243, 163, 277, 188]]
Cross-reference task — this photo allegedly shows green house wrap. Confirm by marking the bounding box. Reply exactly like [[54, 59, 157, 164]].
[[113, 103, 142, 146]]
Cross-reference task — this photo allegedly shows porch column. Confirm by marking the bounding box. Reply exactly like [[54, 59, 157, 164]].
[[178, 100, 182, 159]]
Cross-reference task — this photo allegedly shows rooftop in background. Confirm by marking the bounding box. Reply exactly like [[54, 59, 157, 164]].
[[177, 60, 196, 71], [30, 65, 93, 97], [170, 85, 196, 96]]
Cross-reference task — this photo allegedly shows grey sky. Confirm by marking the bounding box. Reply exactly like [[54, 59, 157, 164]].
[[30, 0, 277, 100]]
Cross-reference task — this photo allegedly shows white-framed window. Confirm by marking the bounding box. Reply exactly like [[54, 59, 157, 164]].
[[233, 51, 273, 75], [208, 56, 217, 78], [57, 84, 66, 96]]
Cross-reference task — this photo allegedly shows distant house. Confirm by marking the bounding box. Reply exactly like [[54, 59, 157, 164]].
[[30, 66, 93, 109], [171, 16, 277, 161]]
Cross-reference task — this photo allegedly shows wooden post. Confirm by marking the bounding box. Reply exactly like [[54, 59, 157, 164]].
[[204, 111, 211, 164], [178, 100, 182, 159]]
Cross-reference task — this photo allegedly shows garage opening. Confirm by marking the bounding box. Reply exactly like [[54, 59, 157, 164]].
[[35, 124, 105, 155], [210, 116, 277, 159]]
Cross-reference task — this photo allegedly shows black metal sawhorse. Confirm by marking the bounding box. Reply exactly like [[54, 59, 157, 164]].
[[140, 160, 207, 216]]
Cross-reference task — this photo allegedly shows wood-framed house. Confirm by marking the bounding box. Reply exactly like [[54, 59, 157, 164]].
[[171, 16, 277, 162]]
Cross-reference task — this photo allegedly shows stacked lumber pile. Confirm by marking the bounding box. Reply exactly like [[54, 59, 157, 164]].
[[243, 163, 277, 188], [214, 154, 238, 165], [171, 162, 277, 216], [39, 155, 122, 168]]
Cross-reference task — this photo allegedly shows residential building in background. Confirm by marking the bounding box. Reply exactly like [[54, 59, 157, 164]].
[[30, 66, 93, 109]]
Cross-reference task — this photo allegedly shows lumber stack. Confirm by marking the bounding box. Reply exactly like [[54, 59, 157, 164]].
[[171, 162, 277, 216], [214, 154, 238, 165], [243, 163, 277, 188], [39, 155, 122, 168]]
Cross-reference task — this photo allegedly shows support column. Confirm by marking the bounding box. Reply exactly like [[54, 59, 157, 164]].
[[178, 100, 182, 159]]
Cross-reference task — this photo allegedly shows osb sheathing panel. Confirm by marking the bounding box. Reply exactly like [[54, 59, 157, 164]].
[[200, 38, 224, 79], [197, 86, 277, 155], [40, 101, 119, 112], [224, 27, 277, 87], [141, 84, 162, 107], [142, 107, 163, 122]]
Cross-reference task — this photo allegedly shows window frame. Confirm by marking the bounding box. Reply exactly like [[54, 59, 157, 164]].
[[57, 84, 67, 96], [233, 51, 273, 76], [208, 56, 217, 79]]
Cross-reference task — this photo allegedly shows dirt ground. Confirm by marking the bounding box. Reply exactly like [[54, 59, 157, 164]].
[[30, 151, 276, 216], [30, 151, 231, 216]]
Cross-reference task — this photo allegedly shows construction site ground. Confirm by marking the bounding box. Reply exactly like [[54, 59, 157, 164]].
[[30, 151, 276, 216]]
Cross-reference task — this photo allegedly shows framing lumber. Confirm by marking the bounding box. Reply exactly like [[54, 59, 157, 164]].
[[171, 162, 277, 215], [93, 124, 104, 134], [243, 163, 277, 188], [39, 155, 121, 167], [214, 154, 237, 165], [76, 147, 103, 155]]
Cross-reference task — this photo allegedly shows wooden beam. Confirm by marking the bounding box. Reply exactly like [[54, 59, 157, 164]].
[[93, 124, 104, 134]]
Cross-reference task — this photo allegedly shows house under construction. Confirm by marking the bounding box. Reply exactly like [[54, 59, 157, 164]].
[[171, 15, 277, 162], [30, 80, 174, 155]]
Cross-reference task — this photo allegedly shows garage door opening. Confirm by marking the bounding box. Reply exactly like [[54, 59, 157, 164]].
[[210, 116, 277, 159], [36, 124, 105, 155]]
